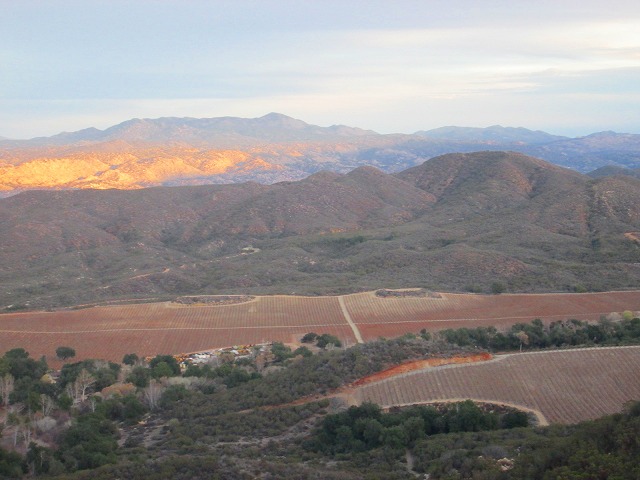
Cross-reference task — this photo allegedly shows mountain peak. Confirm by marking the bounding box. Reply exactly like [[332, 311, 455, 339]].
[[260, 112, 295, 121], [414, 125, 566, 145], [396, 151, 584, 209]]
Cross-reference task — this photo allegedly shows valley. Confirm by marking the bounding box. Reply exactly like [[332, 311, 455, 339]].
[[4, 2, 640, 476]]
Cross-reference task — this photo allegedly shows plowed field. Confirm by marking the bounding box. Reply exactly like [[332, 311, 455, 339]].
[[1, 290, 639, 365], [353, 346, 640, 424]]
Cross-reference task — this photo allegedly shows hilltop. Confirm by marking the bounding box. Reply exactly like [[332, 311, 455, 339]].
[[1, 151, 639, 309]]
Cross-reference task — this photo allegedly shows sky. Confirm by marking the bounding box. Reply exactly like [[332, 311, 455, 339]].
[[1, 0, 639, 139]]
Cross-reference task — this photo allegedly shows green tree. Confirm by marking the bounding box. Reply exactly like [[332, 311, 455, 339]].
[[293, 346, 313, 358], [301, 332, 318, 343], [360, 418, 384, 448], [0, 446, 24, 478], [121, 353, 139, 366], [152, 362, 174, 379], [271, 342, 292, 363], [26, 443, 55, 475], [57, 413, 118, 471], [55, 346, 76, 361], [316, 334, 342, 349], [148, 355, 180, 376], [126, 366, 151, 388]]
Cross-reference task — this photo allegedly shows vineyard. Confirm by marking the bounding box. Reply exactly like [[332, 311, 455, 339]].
[[0, 296, 353, 364], [353, 346, 640, 424], [0, 290, 639, 364], [345, 290, 640, 341]]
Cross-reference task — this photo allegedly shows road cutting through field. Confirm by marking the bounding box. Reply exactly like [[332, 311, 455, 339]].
[[338, 295, 363, 343]]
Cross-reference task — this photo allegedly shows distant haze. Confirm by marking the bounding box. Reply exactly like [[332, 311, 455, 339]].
[[1, 1, 639, 139], [2, 114, 640, 196]]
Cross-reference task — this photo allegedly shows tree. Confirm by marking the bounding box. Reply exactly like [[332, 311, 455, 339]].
[[121, 353, 139, 366], [40, 394, 55, 416], [515, 331, 529, 352], [56, 414, 118, 471], [360, 418, 384, 448], [0, 374, 14, 406], [68, 369, 95, 404], [271, 342, 293, 363], [152, 362, 174, 379], [26, 443, 55, 475], [293, 346, 313, 358], [143, 380, 165, 410], [148, 355, 180, 376], [0, 445, 24, 478], [55, 346, 76, 361], [127, 366, 151, 388]]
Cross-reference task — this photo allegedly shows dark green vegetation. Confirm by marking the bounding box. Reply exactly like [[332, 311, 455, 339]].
[[301, 332, 343, 349], [432, 315, 640, 351], [0, 322, 639, 479], [309, 401, 529, 454], [55, 347, 76, 362], [2, 151, 640, 309], [408, 402, 640, 480]]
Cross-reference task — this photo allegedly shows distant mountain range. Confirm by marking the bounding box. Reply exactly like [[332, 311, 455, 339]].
[[2, 151, 639, 309], [1, 113, 640, 196]]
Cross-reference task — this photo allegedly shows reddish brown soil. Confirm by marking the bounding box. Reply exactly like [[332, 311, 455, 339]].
[[0, 296, 353, 367], [264, 353, 494, 410], [346, 290, 640, 341], [347, 353, 493, 388], [625, 232, 640, 243], [1, 290, 638, 365]]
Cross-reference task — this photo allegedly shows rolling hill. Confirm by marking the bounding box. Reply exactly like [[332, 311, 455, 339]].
[[1, 151, 639, 309]]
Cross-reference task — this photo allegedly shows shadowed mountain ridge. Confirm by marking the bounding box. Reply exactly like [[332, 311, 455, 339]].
[[1, 151, 640, 309]]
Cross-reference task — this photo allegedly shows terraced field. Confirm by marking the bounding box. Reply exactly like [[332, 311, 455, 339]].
[[1, 290, 639, 365], [353, 346, 640, 424]]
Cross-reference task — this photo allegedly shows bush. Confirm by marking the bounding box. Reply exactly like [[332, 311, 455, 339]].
[[301, 332, 318, 343], [316, 334, 342, 349]]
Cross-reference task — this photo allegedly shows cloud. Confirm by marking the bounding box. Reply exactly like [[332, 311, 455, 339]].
[[2, 1, 640, 137]]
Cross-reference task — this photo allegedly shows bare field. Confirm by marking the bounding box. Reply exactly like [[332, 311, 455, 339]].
[[0, 290, 639, 364], [353, 346, 640, 424]]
